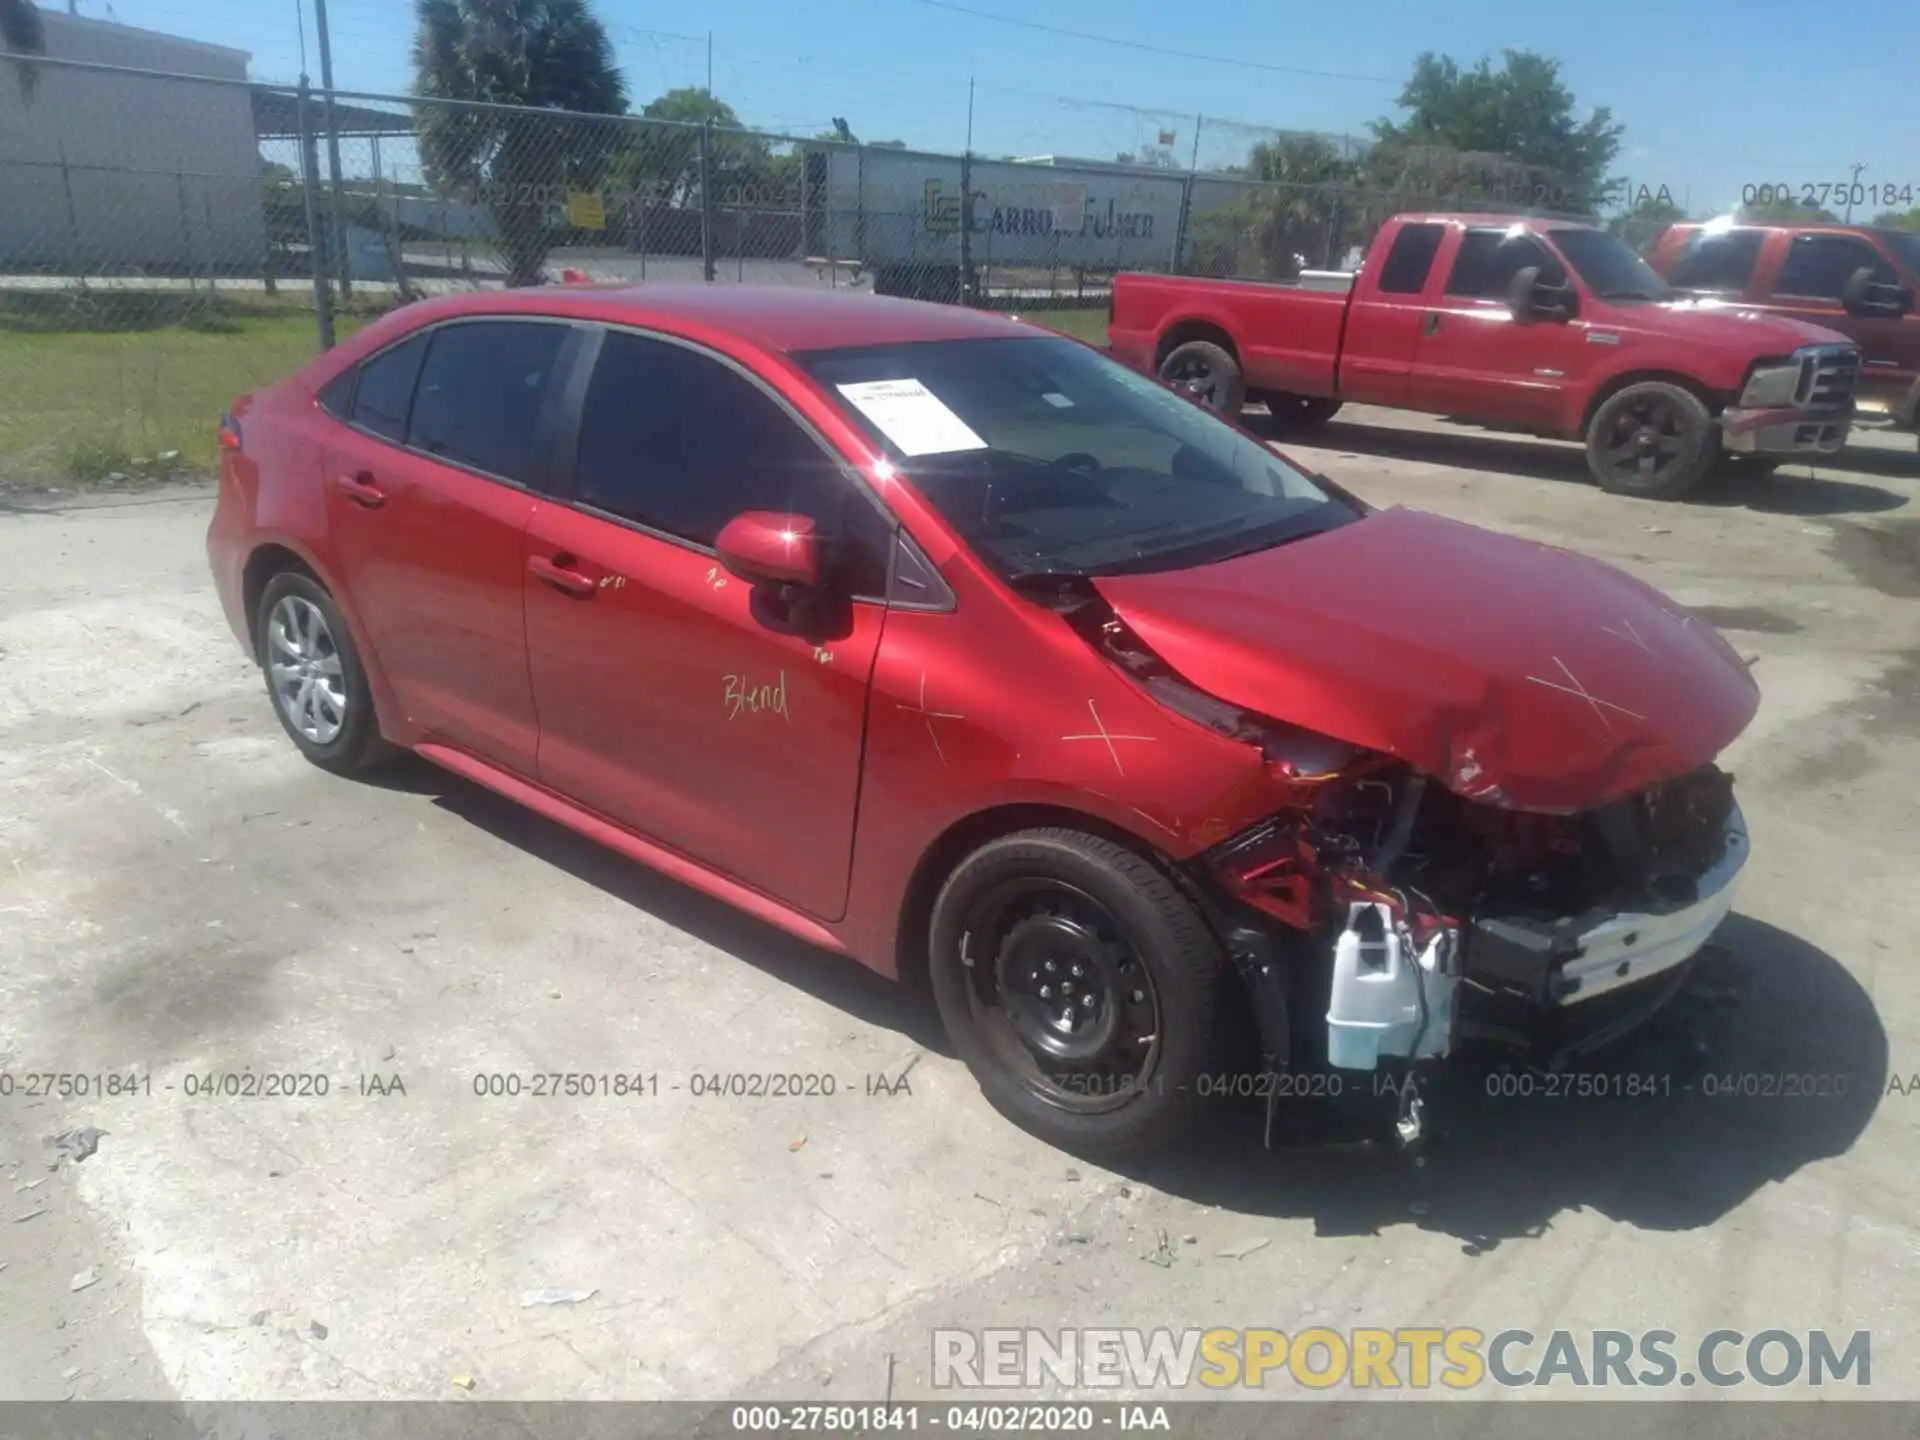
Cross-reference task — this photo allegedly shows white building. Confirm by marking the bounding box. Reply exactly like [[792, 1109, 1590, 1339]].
[[0, 12, 268, 271]]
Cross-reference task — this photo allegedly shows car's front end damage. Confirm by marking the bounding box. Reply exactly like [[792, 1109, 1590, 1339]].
[[1077, 505, 1763, 1144], [1191, 757, 1747, 1140]]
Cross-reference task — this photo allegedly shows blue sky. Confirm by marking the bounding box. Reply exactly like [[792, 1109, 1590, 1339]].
[[74, 0, 1920, 214]]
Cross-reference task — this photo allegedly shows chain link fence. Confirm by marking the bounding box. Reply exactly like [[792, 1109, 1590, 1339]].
[[0, 50, 1596, 480]]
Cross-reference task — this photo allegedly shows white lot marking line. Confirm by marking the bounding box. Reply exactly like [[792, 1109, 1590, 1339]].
[[897, 672, 965, 767], [82, 755, 189, 832], [1525, 656, 1644, 734], [1061, 700, 1157, 777]]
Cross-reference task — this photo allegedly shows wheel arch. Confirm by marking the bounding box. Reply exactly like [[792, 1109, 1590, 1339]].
[[1153, 317, 1241, 371], [1579, 369, 1725, 434], [240, 536, 406, 744], [892, 802, 1188, 994], [242, 542, 321, 662]]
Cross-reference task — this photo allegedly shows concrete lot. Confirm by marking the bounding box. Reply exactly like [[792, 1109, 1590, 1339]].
[[1, 411, 1917, 1404]]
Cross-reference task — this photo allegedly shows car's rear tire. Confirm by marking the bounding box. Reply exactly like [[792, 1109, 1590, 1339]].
[[1158, 339, 1245, 416], [1259, 393, 1343, 428], [1585, 382, 1718, 500], [927, 828, 1222, 1157], [255, 570, 393, 775]]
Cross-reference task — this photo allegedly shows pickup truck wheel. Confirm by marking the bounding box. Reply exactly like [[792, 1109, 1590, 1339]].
[[927, 828, 1222, 1157], [1260, 393, 1343, 428], [1159, 340, 1245, 415], [1586, 382, 1717, 500]]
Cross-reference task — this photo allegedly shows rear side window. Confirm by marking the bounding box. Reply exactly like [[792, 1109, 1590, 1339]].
[[1445, 229, 1566, 297], [350, 334, 427, 444], [1666, 229, 1763, 291], [1375, 223, 1445, 294], [408, 322, 569, 484], [1775, 234, 1895, 299], [317, 368, 356, 419]]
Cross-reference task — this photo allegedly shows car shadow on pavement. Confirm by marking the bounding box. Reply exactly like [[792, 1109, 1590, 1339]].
[[1115, 913, 1888, 1253], [367, 755, 955, 1055], [1258, 417, 1911, 517]]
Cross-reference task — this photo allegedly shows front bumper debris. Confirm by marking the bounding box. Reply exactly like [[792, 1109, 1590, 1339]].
[[1720, 405, 1850, 455], [1310, 802, 1746, 1074]]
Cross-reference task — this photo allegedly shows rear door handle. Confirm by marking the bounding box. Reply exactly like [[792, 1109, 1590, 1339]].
[[334, 471, 386, 508], [1421, 312, 1443, 336], [527, 553, 598, 597]]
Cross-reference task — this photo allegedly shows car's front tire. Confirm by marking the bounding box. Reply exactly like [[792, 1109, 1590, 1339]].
[[1585, 382, 1718, 500], [927, 828, 1223, 1157], [255, 570, 392, 775]]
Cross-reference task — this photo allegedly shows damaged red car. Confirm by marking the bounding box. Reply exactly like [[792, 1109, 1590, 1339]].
[[208, 286, 1757, 1155]]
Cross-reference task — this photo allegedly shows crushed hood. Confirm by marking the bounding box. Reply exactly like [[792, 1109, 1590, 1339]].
[[1094, 507, 1760, 812]]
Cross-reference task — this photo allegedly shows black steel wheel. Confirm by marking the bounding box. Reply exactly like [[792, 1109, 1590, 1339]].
[[1585, 381, 1717, 500], [928, 828, 1222, 1156], [1158, 339, 1246, 415]]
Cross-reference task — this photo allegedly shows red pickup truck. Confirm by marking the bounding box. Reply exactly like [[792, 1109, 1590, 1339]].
[[1109, 213, 1864, 500], [1643, 220, 1919, 440]]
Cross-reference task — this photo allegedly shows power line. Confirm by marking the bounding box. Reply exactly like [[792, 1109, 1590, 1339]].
[[910, 0, 1397, 84]]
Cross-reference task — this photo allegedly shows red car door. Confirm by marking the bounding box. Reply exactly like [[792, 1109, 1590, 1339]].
[[1409, 226, 1583, 428], [523, 328, 895, 920], [322, 318, 574, 776]]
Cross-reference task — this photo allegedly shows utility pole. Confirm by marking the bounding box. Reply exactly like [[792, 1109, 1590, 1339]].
[[313, 0, 352, 297], [706, 32, 713, 97], [958, 77, 975, 307], [1844, 162, 1867, 222]]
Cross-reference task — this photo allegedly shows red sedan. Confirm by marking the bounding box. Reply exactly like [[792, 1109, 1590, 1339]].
[[208, 284, 1757, 1154]]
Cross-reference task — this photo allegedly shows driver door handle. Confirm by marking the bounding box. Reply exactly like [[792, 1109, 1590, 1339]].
[[334, 471, 386, 508], [527, 554, 598, 597], [1421, 312, 1443, 336]]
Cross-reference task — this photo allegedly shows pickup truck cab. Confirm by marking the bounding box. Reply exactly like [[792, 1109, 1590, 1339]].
[[1644, 220, 1920, 439], [1109, 213, 1863, 500]]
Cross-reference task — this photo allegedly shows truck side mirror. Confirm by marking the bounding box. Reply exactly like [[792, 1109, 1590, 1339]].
[[1840, 266, 1914, 318], [1507, 266, 1576, 322]]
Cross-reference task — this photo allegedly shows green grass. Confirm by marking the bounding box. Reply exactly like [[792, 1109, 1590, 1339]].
[[1026, 307, 1109, 347], [0, 293, 372, 483]]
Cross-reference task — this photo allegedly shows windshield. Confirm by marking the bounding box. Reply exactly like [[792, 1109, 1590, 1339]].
[[1877, 228, 1920, 277], [1548, 228, 1674, 301], [795, 335, 1357, 579]]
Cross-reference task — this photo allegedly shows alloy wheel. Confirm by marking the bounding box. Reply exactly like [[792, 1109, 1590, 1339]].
[[1600, 394, 1690, 483], [1164, 353, 1220, 406], [266, 594, 348, 745]]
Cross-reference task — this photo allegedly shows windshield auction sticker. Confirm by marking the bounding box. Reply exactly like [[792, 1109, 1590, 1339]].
[[836, 379, 989, 456]]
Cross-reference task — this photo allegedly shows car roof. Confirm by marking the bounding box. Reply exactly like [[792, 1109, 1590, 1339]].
[[1394, 213, 1599, 230], [388, 283, 1042, 353]]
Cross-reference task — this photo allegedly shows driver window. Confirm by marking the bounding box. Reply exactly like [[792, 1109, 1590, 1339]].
[[1445, 229, 1567, 297], [572, 330, 890, 596]]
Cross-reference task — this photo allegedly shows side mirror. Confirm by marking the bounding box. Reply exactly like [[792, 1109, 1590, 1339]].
[[1840, 266, 1914, 318], [1506, 265, 1577, 322], [714, 511, 821, 589]]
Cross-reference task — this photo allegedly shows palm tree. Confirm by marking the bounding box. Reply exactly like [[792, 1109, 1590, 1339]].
[[1189, 135, 1355, 278], [2, 0, 46, 99], [413, 0, 629, 287]]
